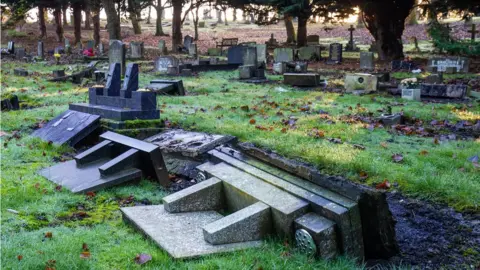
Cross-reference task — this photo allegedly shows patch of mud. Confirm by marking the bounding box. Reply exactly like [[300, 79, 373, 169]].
[[368, 192, 480, 269]]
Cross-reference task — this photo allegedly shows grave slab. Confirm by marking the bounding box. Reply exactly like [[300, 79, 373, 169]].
[[284, 73, 320, 87], [420, 84, 467, 98], [344, 73, 378, 92], [31, 110, 100, 146], [121, 205, 262, 259], [146, 79, 185, 95]]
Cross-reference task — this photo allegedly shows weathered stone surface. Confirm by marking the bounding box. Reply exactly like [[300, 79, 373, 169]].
[[130, 41, 144, 59], [31, 110, 100, 146], [424, 73, 443, 84], [402, 88, 421, 101], [284, 73, 320, 87], [197, 162, 309, 236], [344, 73, 378, 92], [203, 202, 272, 245], [163, 177, 224, 212], [155, 56, 179, 73], [295, 213, 338, 259], [306, 35, 319, 45], [297, 46, 321, 61], [121, 205, 262, 259], [14, 68, 28, 76], [274, 48, 294, 62], [239, 65, 255, 79], [255, 44, 267, 67], [147, 79, 185, 95], [242, 46, 257, 67], [273, 62, 286, 74], [360, 52, 374, 70], [327, 43, 342, 64], [427, 57, 469, 73], [420, 84, 467, 98], [109, 40, 126, 76]]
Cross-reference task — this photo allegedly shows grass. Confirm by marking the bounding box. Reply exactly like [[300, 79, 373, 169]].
[[1, 60, 479, 269]]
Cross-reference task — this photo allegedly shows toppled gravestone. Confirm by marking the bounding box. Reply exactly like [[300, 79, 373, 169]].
[[121, 143, 398, 260], [284, 73, 321, 87], [38, 131, 170, 192], [420, 84, 467, 99], [145, 79, 186, 95]]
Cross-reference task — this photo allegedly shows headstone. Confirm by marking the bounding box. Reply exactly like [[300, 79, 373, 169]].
[[146, 79, 185, 95], [297, 46, 321, 61], [15, 48, 25, 59], [242, 46, 257, 67], [37, 41, 44, 59], [391, 60, 415, 71], [284, 73, 321, 87], [345, 25, 359, 52], [86, 40, 95, 50], [38, 131, 170, 192], [425, 73, 443, 84], [167, 65, 178, 76], [427, 57, 469, 73], [306, 35, 320, 45], [104, 63, 122, 96], [65, 39, 71, 54], [121, 63, 139, 97], [255, 44, 267, 67], [273, 48, 294, 63], [189, 43, 198, 57], [239, 65, 255, 79], [1, 95, 20, 111], [109, 40, 126, 76], [155, 56, 179, 73], [7, 41, 14, 54], [53, 70, 66, 78], [227, 46, 245, 65], [98, 43, 104, 55], [130, 41, 144, 59], [184, 35, 194, 50], [199, 21, 206, 28], [14, 68, 28, 76], [420, 84, 467, 98], [344, 73, 378, 92], [266, 33, 278, 47], [327, 43, 343, 64], [360, 52, 374, 70], [273, 62, 286, 75], [159, 40, 167, 55], [401, 88, 421, 101]]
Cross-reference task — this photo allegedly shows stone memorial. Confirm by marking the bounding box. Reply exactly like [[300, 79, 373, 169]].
[[98, 43, 104, 55], [15, 48, 25, 59], [130, 41, 144, 59], [284, 73, 321, 87], [7, 41, 15, 54], [345, 25, 360, 52], [159, 40, 167, 55], [184, 35, 194, 51], [109, 40, 126, 76], [265, 33, 279, 48], [297, 46, 321, 61], [242, 46, 257, 67], [146, 79, 186, 95], [70, 63, 160, 121], [38, 131, 170, 193], [391, 60, 416, 71], [86, 40, 95, 50], [427, 57, 469, 73], [273, 48, 294, 63], [189, 43, 198, 57], [273, 62, 286, 74], [327, 43, 342, 64], [425, 73, 443, 84], [360, 52, 374, 70], [255, 44, 267, 67], [37, 41, 44, 59], [227, 46, 246, 65], [306, 35, 320, 45], [344, 73, 378, 92], [14, 68, 28, 76], [401, 88, 421, 101], [199, 21, 206, 28], [420, 84, 467, 99], [155, 56, 179, 73]]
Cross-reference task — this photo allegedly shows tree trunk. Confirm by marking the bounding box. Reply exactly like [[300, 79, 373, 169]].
[[284, 15, 296, 43], [62, 6, 68, 26], [155, 1, 166, 36], [84, 4, 92, 30], [172, 0, 183, 51], [147, 6, 152, 24], [217, 10, 222, 23], [194, 6, 199, 40], [364, 0, 414, 60], [54, 7, 64, 42], [102, 0, 122, 39], [73, 3, 82, 44], [92, 7, 101, 45], [297, 15, 308, 47], [128, 0, 142, 34], [223, 9, 228, 25], [406, 7, 417, 25], [38, 6, 47, 39], [233, 9, 237, 21]]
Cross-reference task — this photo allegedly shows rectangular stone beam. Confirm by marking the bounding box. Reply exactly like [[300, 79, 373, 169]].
[[203, 202, 272, 245], [163, 177, 224, 213], [99, 148, 140, 176], [295, 213, 338, 260], [75, 140, 113, 165]]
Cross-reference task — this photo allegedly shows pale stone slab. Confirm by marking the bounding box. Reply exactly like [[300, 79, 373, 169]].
[[121, 205, 262, 259], [203, 202, 272, 245], [295, 213, 338, 259]]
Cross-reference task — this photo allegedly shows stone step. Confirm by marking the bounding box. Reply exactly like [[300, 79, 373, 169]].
[[203, 202, 272, 245], [206, 149, 364, 259], [295, 212, 338, 260], [163, 177, 224, 213], [197, 162, 309, 236]]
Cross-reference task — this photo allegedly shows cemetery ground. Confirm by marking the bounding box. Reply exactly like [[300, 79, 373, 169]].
[[1, 60, 480, 269]]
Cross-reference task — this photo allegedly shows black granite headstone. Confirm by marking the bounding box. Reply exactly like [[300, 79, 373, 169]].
[[105, 63, 121, 96], [37, 41, 44, 59], [227, 46, 245, 65], [328, 43, 343, 64], [121, 63, 139, 98], [7, 41, 14, 54]]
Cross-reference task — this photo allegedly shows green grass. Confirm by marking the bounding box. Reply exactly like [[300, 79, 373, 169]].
[[1, 61, 479, 269]]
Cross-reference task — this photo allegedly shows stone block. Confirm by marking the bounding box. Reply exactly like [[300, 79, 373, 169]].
[[401, 88, 421, 101], [203, 202, 272, 245], [420, 84, 467, 98], [14, 68, 28, 76], [344, 73, 378, 92], [297, 46, 321, 61], [239, 65, 255, 79], [360, 52, 374, 70], [273, 62, 286, 74], [163, 177, 224, 212], [295, 213, 338, 259], [284, 73, 320, 87], [274, 48, 294, 62], [425, 73, 443, 84], [427, 57, 469, 73]]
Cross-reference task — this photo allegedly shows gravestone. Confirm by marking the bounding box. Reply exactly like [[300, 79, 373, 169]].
[[345, 25, 359, 52], [266, 33, 278, 48], [360, 52, 374, 70], [38, 131, 170, 192], [86, 40, 95, 50], [199, 21, 206, 28], [284, 73, 321, 87], [159, 40, 167, 55], [327, 43, 343, 64], [401, 88, 421, 101], [53, 70, 66, 78], [420, 84, 467, 98], [227, 46, 245, 65], [37, 41, 44, 59], [146, 79, 185, 95], [70, 63, 160, 121], [255, 44, 267, 67], [239, 65, 255, 79], [14, 68, 28, 76], [189, 43, 198, 57], [109, 40, 126, 76], [344, 73, 378, 92], [7, 41, 14, 54], [242, 46, 257, 67], [98, 43, 104, 55], [15, 48, 25, 59], [425, 73, 443, 84], [130, 42, 144, 59], [274, 48, 294, 63], [273, 62, 286, 74], [297, 46, 321, 61], [65, 39, 71, 54], [155, 56, 179, 73], [427, 57, 469, 73], [184, 35, 194, 50], [306, 35, 320, 45], [1, 95, 20, 111]]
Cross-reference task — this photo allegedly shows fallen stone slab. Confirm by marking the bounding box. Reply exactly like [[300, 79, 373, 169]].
[[146, 79, 186, 96], [420, 84, 467, 99], [284, 73, 321, 87], [14, 68, 28, 76]]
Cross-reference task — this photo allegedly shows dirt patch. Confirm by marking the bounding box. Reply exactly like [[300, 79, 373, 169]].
[[367, 192, 480, 269]]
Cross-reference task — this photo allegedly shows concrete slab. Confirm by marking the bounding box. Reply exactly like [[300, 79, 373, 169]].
[[203, 202, 272, 245], [163, 177, 224, 213], [295, 213, 338, 259], [121, 205, 262, 259]]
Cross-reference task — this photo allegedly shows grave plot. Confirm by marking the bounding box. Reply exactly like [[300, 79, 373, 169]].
[[122, 145, 398, 260], [38, 131, 170, 193]]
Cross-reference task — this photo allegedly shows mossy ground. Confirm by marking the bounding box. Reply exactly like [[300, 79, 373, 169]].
[[1, 58, 479, 269]]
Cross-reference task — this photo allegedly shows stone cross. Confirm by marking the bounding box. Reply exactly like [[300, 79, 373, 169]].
[[468, 24, 478, 43], [348, 25, 355, 44]]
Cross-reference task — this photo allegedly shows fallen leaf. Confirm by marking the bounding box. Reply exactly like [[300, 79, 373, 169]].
[[376, 180, 391, 190], [44, 232, 53, 238], [392, 154, 404, 163], [17, 255, 23, 261], [85, 191, 96, 198], [419, 150, 428, 156], [134, 253, 152, 265], [281, 128, 287, 133], [249, 119, 256, 125], [80, 251, 91, 259], [359, 171, 368, 180], [54, 185, 62, 191], [433, 138, 439, 144], [380, 142, 388, 149]]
